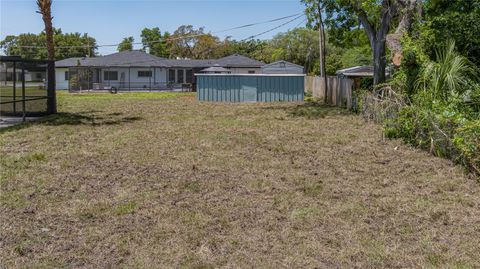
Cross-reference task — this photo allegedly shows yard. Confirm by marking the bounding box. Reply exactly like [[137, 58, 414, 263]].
[[1, 92, 479, 268]]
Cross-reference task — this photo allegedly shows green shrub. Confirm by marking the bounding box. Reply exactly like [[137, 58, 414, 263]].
[[453, 120, 480, 174]]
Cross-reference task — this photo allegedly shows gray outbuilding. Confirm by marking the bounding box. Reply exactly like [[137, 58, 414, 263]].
[[261, 60, 304, 74], [196, 74, 304, 103]]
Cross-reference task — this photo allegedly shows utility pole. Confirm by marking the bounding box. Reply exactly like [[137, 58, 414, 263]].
[[317, 1, 328, 103]]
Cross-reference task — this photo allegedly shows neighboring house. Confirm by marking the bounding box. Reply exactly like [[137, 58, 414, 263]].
[[261, 60, 304, 74], [55, 51, 265, 91]]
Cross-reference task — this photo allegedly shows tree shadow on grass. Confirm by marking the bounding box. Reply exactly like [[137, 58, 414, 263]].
[[0, 111, 143, 134], [42, 112, 143, 126], [260, 101, 352, 119]]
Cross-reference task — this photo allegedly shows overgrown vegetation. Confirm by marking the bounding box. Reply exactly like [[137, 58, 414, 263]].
[[364, 1, 480, 175]]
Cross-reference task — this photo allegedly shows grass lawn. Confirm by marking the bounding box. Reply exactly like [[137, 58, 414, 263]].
[[1, 92, 479, 268], [0, 85, 50, 115], [1, 84, 48, 97]]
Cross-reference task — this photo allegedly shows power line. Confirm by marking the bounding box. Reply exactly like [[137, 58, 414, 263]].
[[240, 14, 305, 41], [12, 13, 304, 49], [214, 13, 303, 34], [292, 18, 308, 29]]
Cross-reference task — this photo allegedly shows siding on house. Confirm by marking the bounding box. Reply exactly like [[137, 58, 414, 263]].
[[99, 67, 167, 88], [55, 67, 69, 90]]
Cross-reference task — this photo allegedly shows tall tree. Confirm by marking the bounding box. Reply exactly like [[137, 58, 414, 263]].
[[420, 0, 480, 66], [118, 37, 134, 52], [0, 29, 97, 60], [168, 25, 204, 59], [36, 0, 54, 60], [192, 34, 222, 59], [305, 0, 418, 85], [303, 0, 328, 102], [140, 27, 170, 58]]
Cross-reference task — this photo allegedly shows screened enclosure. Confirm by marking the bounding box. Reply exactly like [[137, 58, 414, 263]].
[[0, 56, 56, 118], [66, 66, 194, 92]]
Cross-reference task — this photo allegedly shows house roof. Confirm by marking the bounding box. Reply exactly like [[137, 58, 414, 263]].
[[55, 51, 264, 69], [161, 59, 217, 68], [56, 51, 169, 68], [55, 57, 93, 67], [215, 54, 264, 67], [92, 50, 169, 67], [262, 60, 304, 69], [336, 66, 375, 77]]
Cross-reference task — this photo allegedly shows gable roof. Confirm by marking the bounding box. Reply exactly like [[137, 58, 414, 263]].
[[215, 54, 264, 67], [262, 60, 304, 69]]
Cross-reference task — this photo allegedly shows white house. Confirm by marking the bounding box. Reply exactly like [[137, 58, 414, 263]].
[[55, 51, 265, 91]]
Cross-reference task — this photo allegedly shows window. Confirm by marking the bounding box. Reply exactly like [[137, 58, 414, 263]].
[[248, 70, 256, 74], [64, 71, 69, 80], [138, 70, 152, 77], [104, 71, 118, 81], [186, 70, 193, 83], [36, 73, 43, 79], [177, 69, 184, 83], [168, 69, 176, 83]]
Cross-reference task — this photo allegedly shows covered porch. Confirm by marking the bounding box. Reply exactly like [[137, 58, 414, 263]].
[[67, 66, 194, 92]]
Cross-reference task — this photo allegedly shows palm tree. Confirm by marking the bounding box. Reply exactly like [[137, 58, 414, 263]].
[[418, 41, 478, 101], [36, 0, 55, 60]]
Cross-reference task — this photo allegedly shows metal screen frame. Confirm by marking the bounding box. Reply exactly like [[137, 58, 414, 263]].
[[0, 56, 56, 120]]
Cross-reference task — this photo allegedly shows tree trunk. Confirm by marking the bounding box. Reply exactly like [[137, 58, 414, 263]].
[[317, 2, 328, 103], [373, 39, 387, 85], [37, 0, 55, 61], [386, 0, 421, 66], [355, 0, 396, 85]]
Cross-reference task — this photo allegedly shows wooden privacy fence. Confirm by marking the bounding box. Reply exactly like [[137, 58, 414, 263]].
[[305, 76, 354, 109]]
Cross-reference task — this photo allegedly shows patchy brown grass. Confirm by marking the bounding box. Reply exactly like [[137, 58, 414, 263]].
[[1, 92, 479, 268]]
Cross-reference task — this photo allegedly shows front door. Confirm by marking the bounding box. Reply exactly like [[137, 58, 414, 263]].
[[242, 76, 257, 102]]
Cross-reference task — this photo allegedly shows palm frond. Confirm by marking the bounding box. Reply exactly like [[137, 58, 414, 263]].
[[416, 40, 479, 101]]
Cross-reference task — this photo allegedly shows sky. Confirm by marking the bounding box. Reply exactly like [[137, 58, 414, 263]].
[[0, 0, 306, 55]]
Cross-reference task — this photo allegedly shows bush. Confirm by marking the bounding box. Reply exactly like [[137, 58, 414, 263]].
[[385, 101, 479, 175], [453, 120, 480, 174], [367, 39, 480, 176]]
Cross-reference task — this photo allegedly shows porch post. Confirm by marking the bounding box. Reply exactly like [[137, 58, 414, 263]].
[[128, 67, 131, 91], [21, 65, 25, 121], [13, 61, 16, 114]]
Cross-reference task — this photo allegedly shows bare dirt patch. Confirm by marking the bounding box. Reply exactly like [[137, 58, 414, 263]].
[[1, 92, 479, 268]]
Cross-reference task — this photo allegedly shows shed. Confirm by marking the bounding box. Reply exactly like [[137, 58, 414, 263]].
[[196, 74, 304, 102], [261, 60, 304, 74], [336, 65, 390, 90], [336, 66, 375, 78]]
